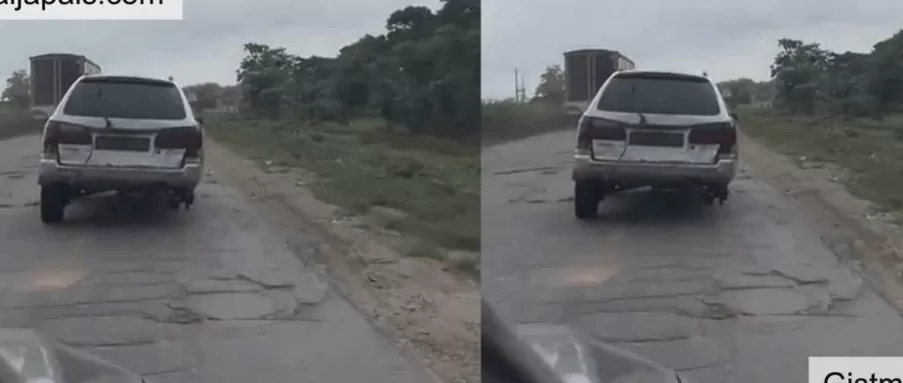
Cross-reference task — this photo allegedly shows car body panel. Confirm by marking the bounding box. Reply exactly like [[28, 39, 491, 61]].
[[483, 299, 685, 383], [589, 112, 725, 165], [572, 154, 736, 185], [0, 328, 145, 383], [38, 75, 203, 189], [52, 117, 193, 169], [516, 323, 684, 383], [37, 158, 203, 189], [573, 70, 737, 186]]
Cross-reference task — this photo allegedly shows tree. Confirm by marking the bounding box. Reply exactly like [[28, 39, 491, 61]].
[[770, 38, 830, 115], [752, 81, 776, 103], [183, 82, 223, 110], [822, 51, 870, 115], [533, 65, 565, 104], [234, 0, 479, 139], [236, 43, 294, 118], [717, 78, 757, 105], [763, 31, 903, 117], [867, 30, 903, 115], [2, 70, 30, 110]]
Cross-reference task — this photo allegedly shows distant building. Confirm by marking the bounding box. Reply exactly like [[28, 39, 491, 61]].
[[184, 90, 198, 103], [718, 85, 733, 99], [212, 86, 241, 114]]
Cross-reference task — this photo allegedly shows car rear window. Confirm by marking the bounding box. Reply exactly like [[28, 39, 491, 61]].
[[596, 74, 721, 116], [63, 78, 186, 120]]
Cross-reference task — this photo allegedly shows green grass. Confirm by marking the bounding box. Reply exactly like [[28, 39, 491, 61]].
[[205, 116, 480, 263], [739, 107, 903, 212], [0, 104, 39, 140], [481, 101, 577, 146], [0, 102, 24, 116]]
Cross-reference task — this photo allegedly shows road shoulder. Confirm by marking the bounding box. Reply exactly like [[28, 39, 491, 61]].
[[740, 131, 903, 313], [205, 139, 479, 383]]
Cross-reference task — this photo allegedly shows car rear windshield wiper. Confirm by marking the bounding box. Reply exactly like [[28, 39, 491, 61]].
[[95, 87, 113, 129], [625, 82, 648, 126]]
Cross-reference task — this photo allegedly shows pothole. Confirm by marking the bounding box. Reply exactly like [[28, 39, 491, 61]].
[[184, 292, 281, 320], [717, 289, 812, 315]]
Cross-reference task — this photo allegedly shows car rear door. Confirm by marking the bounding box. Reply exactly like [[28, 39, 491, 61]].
[[54, 77, 193, 169], [590, 73, 731, 164]]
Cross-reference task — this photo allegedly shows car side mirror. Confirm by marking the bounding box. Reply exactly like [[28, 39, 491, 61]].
[[729, 112, 739, 121], [196, 117, 205, 125]]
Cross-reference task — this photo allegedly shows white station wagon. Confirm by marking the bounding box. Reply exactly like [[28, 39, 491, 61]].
[[38, 75, 204, 223], [572, 70, 738, 219]]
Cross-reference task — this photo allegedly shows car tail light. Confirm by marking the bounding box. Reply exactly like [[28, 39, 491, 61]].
[[155, 126, 202, 158], [577, 117, 625, 150], [43, 121, 92, 157], [688, 123, 736, 155]]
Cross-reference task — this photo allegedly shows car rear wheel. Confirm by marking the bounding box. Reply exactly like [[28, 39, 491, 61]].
[[574, 180, 602, 219], [40, 184, 66, 224], [702, 183, 729, 205]]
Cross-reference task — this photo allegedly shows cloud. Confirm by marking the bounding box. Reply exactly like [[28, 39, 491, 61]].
[[481, 0, 903, 99], [0, 0, 423, 85]]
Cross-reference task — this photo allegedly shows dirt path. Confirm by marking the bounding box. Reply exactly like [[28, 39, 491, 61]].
[[206, 140, 480, 383]]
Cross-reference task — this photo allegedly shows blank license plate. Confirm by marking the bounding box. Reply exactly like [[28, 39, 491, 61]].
[[628, 131, 684, 147], [94, 136, 150, 151]]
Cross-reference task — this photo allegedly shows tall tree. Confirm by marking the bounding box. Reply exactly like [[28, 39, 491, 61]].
[[183, 82, 223, 110], [533, 65, 565, 104], [867, 30, 903, 114], [234, 0, 479, 139], [1, 70, 30, 110], [770, 38, 830, 115]]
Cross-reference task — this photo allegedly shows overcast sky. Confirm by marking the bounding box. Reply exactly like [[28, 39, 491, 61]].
[[0, 0, 421, 86], [482, 0, 903, 100]]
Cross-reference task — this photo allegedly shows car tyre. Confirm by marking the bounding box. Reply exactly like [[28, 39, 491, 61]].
[[40, 184, 66, 224], [712, 183, 729, 205], [574, 180, 601, 219]]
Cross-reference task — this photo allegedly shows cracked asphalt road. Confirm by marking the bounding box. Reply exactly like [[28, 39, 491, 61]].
[[0, 134, 434, 383], [482, 131, 903, 383]]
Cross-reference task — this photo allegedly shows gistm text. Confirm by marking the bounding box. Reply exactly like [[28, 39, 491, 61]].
[[825, 372, 903, 383]]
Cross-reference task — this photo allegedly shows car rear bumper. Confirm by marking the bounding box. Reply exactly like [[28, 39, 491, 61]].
[[38, 158, 202, 189], [572, 154, 736, 184]]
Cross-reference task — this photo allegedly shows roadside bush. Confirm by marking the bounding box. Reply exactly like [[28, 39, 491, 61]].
[[481, 101, 576, 146], [206, 116, 480, 253], [739, 108, 903, 212], [0, 104, 41, 140], [235, 0, 479, 141]]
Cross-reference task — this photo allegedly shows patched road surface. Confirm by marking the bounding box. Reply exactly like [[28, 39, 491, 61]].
[[0, 134, 434, 383], [482, 131, 903, 383]]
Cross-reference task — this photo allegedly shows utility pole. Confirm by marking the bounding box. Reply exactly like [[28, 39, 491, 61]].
[[519, 73, 527, 103], [514, 67, 520, 102], [513, 68, 528, 102]]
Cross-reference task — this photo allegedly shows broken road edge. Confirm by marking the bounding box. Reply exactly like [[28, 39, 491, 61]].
[[740, 131, 903, 320], [204, 139, 480, 383]]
